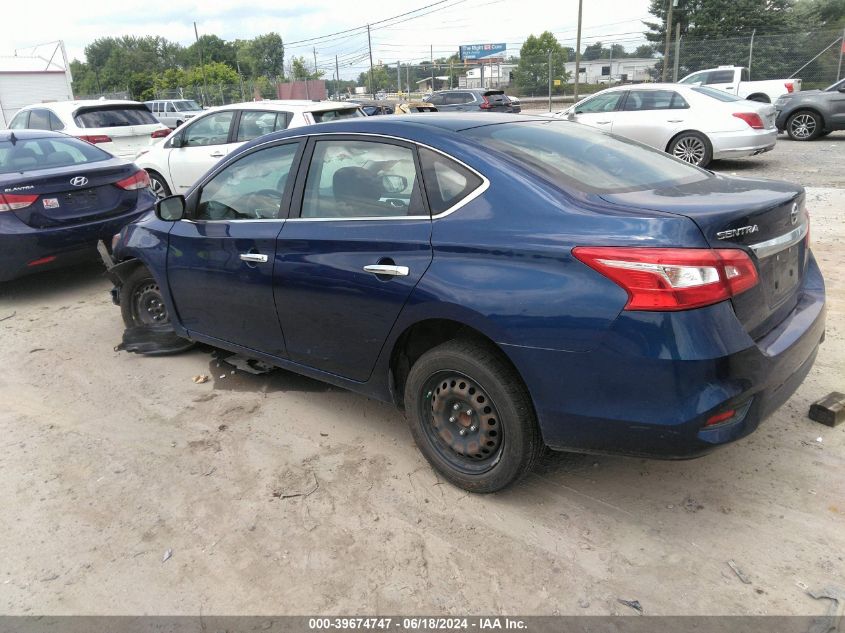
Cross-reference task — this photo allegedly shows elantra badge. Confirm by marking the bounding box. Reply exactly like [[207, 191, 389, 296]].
[[790, 203, 799, 225], [70, 176, 88, 187], [716, 225, 759, 240]]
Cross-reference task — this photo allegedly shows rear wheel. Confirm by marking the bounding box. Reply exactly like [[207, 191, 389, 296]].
[[668, 131, 712, 167], [148, 171, 171, 199], [404, 338, 543, 493], [120, 266, 170, 329], [786, 110, 822, 141]]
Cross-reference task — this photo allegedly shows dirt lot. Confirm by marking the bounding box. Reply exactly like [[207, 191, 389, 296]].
[[0, 152, 843, 615]]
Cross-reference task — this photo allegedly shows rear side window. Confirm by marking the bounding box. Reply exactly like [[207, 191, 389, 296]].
[[0, 137, 110, 174], [692, 86, 743, 102], [9, 112, 29, 129], [706, 70, 735, 84], [73, 105, 158, 128], [311, 108, 364, 123], [575, 92, 623, 113], [27, 109, 52, 130], [428, 94, 445, 105], [419, 148, 483, 215], [622, 90, 689, 111], [236, 110, 288, 142]]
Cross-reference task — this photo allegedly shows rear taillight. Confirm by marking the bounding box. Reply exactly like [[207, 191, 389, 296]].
[[0, 193, 38, 212], [151, 129, 170, 139], [784, 82, 794, 93], [732, 112, 764, 129], [76, 135, 112, 144], [572, 247, 759, 311], [479, 95, 491, 110], [115, 170, 151, 191]]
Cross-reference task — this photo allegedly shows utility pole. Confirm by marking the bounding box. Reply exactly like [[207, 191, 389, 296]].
[[608, 43, 613, 86], [397, 61, 401, 97], [194, 22, 209, 106], [236, 60, 245, 101], [335, 55, 340, 99], [431, 44, 435, 93], [574, 0, 583, 100], [748, 29, 756, 79], [839, 28, 844, 80], [548, 51, 552, 112], [662, 0, 675, 82], [367, 24, 375, 97], [673, 23, 681, 82]]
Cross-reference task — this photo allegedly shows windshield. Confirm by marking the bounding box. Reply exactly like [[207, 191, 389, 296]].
[[174, 100, 202, 112], [311, 108, 365, 123], [692, 86, 743, 102], [461, 120, 709, 194], [0, 136, 110, 174], [74, 105, 159, 128], [826, 78, 845, 92]]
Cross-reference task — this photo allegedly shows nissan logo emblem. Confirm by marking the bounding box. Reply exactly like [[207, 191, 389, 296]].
[[790, 202, 799, 225], [70, 176, 88, 187]]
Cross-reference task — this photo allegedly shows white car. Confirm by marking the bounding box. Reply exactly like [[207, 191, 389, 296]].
[[143, 99, 205, 129], [7, 100, 170, 160], [557, 83, 778, 167], [678, 66, 801, 104], [136, 100, 365, 197]]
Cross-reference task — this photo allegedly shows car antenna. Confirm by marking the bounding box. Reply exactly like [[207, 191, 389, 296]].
[[9, 131, 17, 145]]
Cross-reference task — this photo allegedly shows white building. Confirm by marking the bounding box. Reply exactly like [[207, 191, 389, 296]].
[[0, 53, 73, 127], [460, 64, 517, 88], [563, 58, 658, 84]]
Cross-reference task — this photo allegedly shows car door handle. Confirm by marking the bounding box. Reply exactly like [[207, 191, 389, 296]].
[[363, 264, 409, 277], [240, 253, 268, 263], [667, 119, 684, 123], [596, 121, 611, 125], [209, 151, 225, 158]]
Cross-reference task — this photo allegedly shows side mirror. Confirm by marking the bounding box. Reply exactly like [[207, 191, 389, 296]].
[[170, 135, 184, 148], [156, 195, 186, 221], [567, 110, 577, 120], [382, 174, 408, 194]]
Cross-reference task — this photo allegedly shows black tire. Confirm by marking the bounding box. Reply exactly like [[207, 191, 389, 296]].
[[818, 130, 833, 138], [667, 131, 713, 167], [120, 265, 170, 329], [404, 338, 543, 493], [786, 110, 822, 141], [148, 171, 171, 199]]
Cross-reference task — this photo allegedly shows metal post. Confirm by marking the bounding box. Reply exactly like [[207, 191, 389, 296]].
[[313, 47, 318, 80], [431, 45, 435, 92], [574, 0, 583, 100], [608, 43, 613, 86], [548, 50, 552, 112], [194, 22, 209, 106], [236, 60, 245, 101], [673, 23, 681, 82], [748, 29, 756, 79], [335, 55, 340, 98], [367, 24, 375, 98], [838, 28, 844, 81], [662, 0, 674, 82], [450, 60, 454, 89]]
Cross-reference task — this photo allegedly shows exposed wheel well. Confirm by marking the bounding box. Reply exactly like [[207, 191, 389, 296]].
[[389, 319, 523, 408], [746, 93, 770, 103]]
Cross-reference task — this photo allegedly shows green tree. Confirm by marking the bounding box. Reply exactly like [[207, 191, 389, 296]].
[[240, 33, 285, 80], [183, 35, 237, 70], [512, 31, 571, 96], [290, 56, 323, 81]]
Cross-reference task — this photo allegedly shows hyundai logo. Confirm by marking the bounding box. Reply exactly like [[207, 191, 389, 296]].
[[70, 176, 88, 187], [790, 202, 799, 225]]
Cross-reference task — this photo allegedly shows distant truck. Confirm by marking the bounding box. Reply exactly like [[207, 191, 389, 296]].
[[678, 66, 801, 103]]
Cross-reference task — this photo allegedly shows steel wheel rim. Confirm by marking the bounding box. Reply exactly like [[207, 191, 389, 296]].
[[790, 114, 816, 139], [419, 371, 503, 475], [672, 136, 706, 165], [150, 178, 167, 199], [132, 281, 169, 325]]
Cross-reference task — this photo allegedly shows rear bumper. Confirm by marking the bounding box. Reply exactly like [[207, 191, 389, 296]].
[[0, 198, 153, 282], [710, 128, 778, 159], [502, 253, 826, 458]]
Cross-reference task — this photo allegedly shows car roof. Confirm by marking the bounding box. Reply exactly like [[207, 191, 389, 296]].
[[205, 100, 361, 113], [0, 129, 68, 141], [592, 83, 699, 94], [18, 99, 146, 113]]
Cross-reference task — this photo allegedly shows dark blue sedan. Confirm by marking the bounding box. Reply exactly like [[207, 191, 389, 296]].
[[0, 129, 155, 282], [102, 114, 825, 492]]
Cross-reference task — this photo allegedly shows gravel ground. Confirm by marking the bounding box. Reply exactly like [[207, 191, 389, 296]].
[[0, 151, 842, 616]]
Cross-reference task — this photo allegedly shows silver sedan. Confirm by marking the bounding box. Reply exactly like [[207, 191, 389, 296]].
[[556, 83, 777, 167]]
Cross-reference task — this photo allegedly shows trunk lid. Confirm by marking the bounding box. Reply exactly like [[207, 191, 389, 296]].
[[601, 175, 809, 338]]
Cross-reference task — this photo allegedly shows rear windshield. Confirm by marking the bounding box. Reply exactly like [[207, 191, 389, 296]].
[[73, 105, 159, 128], [692, 86, 742, 102], [311, 108, 365, 123], [461, 121, 708, 193], [173, 100, 202, 112], [0, 137, 110, 174]]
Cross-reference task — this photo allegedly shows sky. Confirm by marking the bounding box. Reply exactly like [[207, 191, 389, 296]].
[[5, 0, 654, 79]]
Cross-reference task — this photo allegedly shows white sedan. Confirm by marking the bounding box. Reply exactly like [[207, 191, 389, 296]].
[[136, 100, 364, 197], [556, 84, 777, 167]]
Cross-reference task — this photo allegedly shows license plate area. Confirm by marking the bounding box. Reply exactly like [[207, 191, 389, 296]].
[[62, 188, 99, 211], [764, 243, 801, 304]]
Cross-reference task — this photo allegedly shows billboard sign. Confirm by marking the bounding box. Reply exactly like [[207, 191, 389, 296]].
[[459, 43, 507, 61]]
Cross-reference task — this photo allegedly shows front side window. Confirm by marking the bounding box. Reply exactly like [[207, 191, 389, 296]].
[[174, 100, 202, 112], [237, 111, 288, 142], [575, 92, 623, 113], [181, 111, 235, 147], [428, 93, 445, 105], [73, 105, 158, 127], [706, 70, 735, 84], [419, 148, 483, 215], [197, 142, 300, 221], [622, 90, 689, 111], [679, 71, 705, 85], [300, 139, 424, 219]]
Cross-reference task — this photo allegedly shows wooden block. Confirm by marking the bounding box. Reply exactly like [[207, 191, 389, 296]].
[[809, 392, 845, 427]]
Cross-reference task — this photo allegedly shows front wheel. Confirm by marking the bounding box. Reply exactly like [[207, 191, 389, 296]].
[[668, 131, 712, 167], [404, 338, 543, 493], [786, 110, 822, 141], [119, 265, 170, 329]]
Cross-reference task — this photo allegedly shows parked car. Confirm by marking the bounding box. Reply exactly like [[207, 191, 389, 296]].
[[136, 100, 364, 197], [0, 129, 155, 281], [353, 99, 438, 115], [774, 77, 845, 141], [143, 99, 204, 129], [678, 65, 801, 103], [426, 89, 521, 113], [100, 114, 824, 493], [557, 83, 778, 167], [7, 100, 170, 160]]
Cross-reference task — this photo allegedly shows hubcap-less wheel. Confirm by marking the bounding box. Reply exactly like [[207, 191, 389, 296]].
[[672, 136, 707, 165], [789, 113, 816, 139], [420, 371, 503, 475], [132, 281, 169, 325]]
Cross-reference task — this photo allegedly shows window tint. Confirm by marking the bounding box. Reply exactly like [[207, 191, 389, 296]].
[[310, 108, 364, 123], [461, 121, 708, 194], [9, 112, 28, 129], [419, 148, 483, 215], [706, 70, 735, 84], [48, 111, 65, 131], [236, 110, 287, 142], [28, 109, 51, 130], [0, 137, 110, 174], [165, 103, 176, 113], [692, 86, 743, 102], [446, 92, 474, 105], [73, 105, 158, 127], [301, 140, 424, 218], [197, 142, 300, 221], [174, 100, 202, 112], [622, 90, 689, 111], [181, 111, 235, 147], [428, 93, 445, 105], [575, 92, 623, 113]]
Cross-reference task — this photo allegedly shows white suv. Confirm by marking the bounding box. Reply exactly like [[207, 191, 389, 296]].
[[143, 99, 204, 129], [136, 100, 364, 197], [7, 100, 170, 160]]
